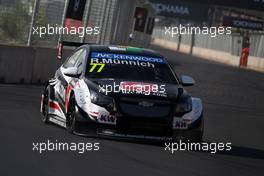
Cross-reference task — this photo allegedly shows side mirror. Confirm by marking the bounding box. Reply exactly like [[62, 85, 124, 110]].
[[63, 67, 80, 77], [180, 75, 195, 86]]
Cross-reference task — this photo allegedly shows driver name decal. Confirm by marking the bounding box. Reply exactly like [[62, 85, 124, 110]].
[[90, 52, 165, 68]]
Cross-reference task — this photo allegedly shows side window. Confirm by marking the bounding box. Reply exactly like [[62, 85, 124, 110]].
[[75, 49, 87, 68], [63, 49, 83, 68], [74, 49, 87, 74]]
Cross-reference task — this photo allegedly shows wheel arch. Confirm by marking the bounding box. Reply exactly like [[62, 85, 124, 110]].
[[41, 80, 56, 114]]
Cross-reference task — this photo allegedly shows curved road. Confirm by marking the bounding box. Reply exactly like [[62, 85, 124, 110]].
[[1, 46, 264, 176]]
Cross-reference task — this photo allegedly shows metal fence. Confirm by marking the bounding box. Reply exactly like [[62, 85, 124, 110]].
[[0, 0, 118, 46]]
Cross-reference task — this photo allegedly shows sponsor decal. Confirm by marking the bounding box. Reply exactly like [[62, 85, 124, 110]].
[[91, 52, 165, 63], [89, 63, 105, 72], [90, 52, 165, 68], [108, 46, 127, 51], [91, 58, 155, 68], [184, 0, 264, 11], [108, 46, 143, 52], [223, 16, 264, 30], [173, 117, 189, 130], [149, 0, 209, 21], [152, 3, 189, 15], [97, 111, 116, 125]]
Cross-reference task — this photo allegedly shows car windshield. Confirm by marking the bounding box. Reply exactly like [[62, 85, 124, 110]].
[[85, 52, 177, 84]]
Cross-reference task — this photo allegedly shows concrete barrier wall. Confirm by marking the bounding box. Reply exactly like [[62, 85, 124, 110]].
[[151, 38, 190, 54], [0, 44, 73, 84], [152, 38, 264, 72], [0, 45, 35, 83], [192, 47, 240, 66], [247, 56, 264, 72], [0, 38, 154, 84], [1, 38, 263, 84]]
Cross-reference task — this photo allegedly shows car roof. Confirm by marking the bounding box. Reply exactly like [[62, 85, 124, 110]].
[[83, 45, 164, 58]]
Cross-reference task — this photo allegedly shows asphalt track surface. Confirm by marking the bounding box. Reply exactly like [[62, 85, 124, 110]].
[[1, 46, 264, 176]]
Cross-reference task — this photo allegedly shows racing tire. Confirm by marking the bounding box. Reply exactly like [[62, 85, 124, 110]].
[[66, 94, 77, 134], [42, 86, 51, 123], [189, 118, 204, 142]]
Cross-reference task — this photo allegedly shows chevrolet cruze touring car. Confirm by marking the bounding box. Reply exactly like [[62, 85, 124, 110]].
[[40, 45, 204, 141]]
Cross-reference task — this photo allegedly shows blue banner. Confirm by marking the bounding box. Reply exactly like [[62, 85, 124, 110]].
[[91, 52, 165, 64]]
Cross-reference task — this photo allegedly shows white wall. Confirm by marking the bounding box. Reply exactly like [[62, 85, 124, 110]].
[[152, 38, 264, 73]]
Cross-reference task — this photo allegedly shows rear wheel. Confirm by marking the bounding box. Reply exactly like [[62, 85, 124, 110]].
[[66, 95, 77, 133], [42, 86, 51, 123]]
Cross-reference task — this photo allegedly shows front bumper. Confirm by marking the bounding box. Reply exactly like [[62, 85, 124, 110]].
[[74, 105, 203, 141]]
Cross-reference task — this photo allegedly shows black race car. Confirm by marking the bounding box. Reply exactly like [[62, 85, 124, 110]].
[[41, 45, 204, 141]]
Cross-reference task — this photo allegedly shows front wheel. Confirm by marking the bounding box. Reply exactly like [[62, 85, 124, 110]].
[[42, 86, 51, 123], [173, 117, 204, 142], [66, 95, 77, 133], [188, 117, 204, 142]]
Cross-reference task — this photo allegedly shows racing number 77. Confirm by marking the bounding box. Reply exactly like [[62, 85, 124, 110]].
[[89, 63, 105, 72]]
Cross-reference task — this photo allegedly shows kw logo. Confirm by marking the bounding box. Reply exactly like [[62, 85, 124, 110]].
[[89, 63, 105, 72], [99, 115, 116, 123]]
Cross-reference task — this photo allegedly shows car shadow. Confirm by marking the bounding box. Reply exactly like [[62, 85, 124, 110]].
[[84, 135, 264, 160], [213, 145, 264, 160], [47, 123, 264, 160]]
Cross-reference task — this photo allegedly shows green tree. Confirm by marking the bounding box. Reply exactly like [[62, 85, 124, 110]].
[[0, 1, 31, 44]]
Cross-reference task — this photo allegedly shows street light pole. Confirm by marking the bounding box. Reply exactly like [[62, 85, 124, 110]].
[[58, 0, 70, 44], [27, 0, 39, 46]]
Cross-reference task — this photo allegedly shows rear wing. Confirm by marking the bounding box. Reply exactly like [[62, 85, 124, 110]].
[[57, 41, 94, 59]]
